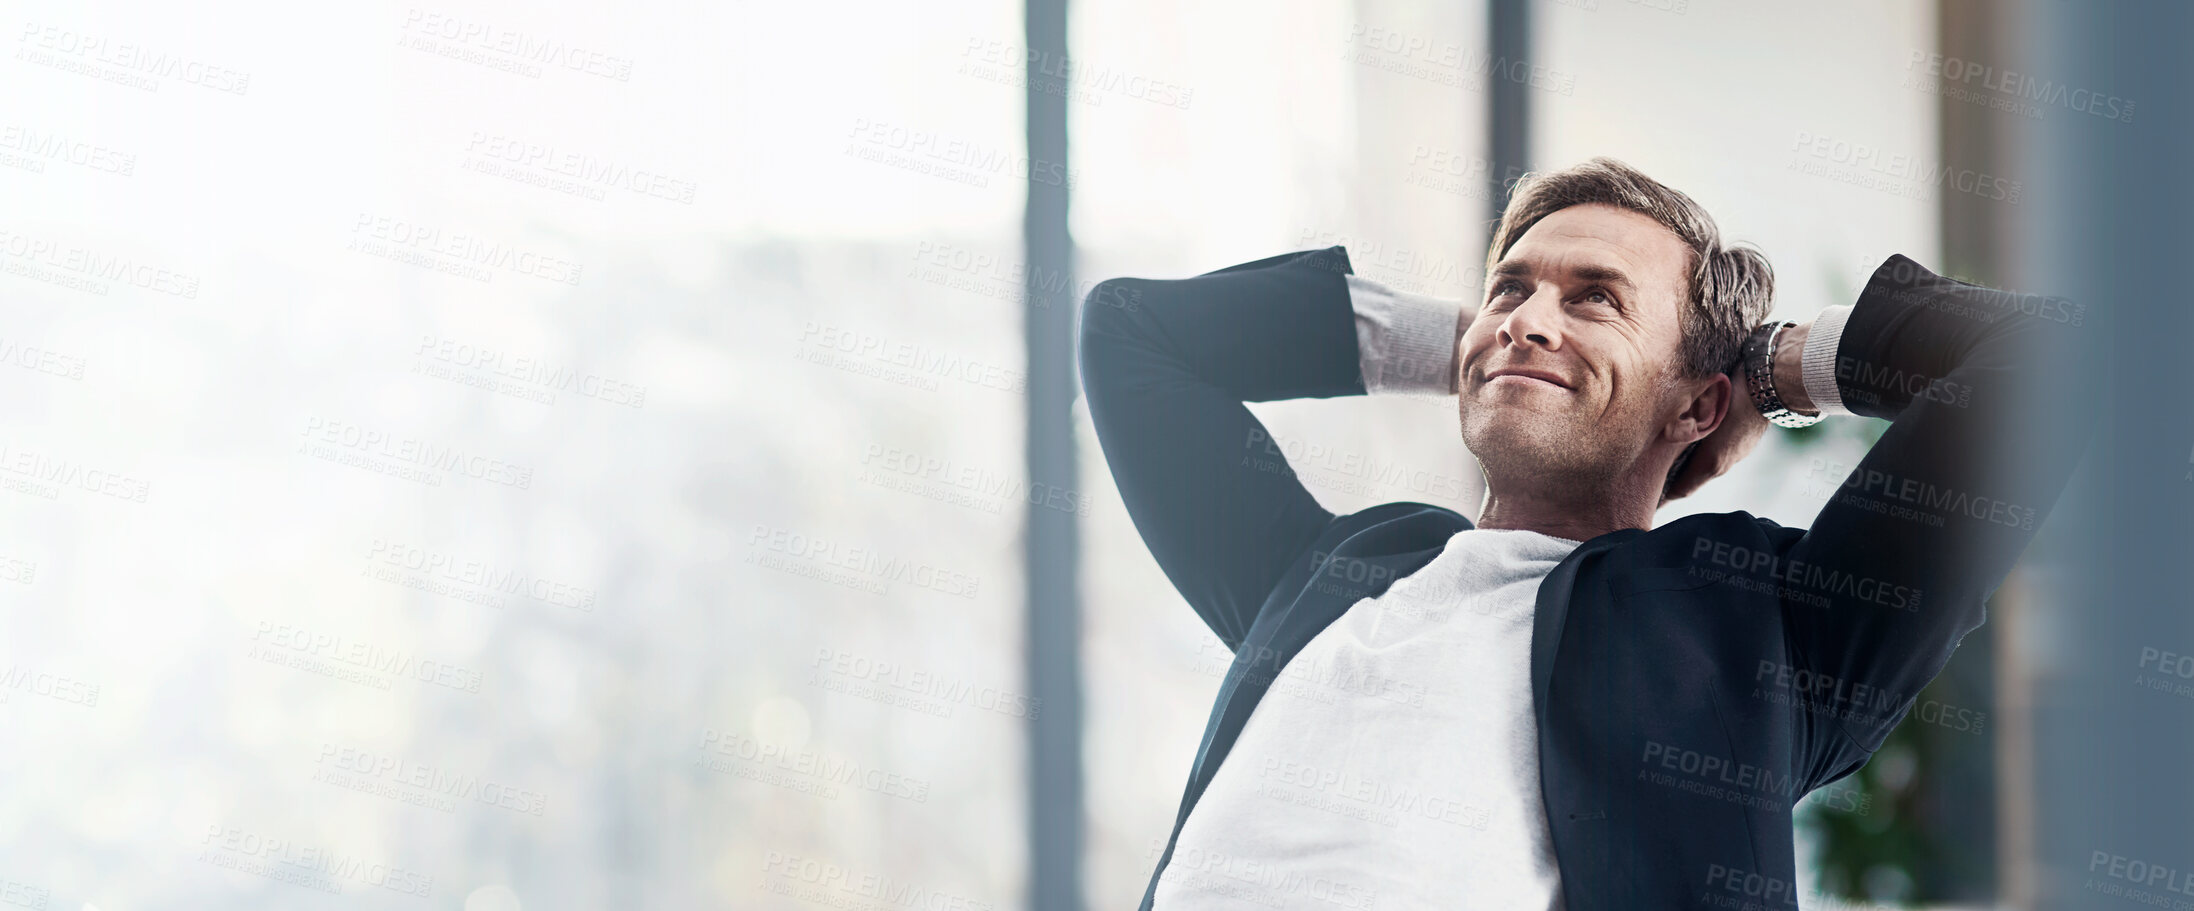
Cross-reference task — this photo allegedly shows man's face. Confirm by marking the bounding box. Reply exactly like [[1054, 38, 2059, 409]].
[[1457, 203, 1697, 485]]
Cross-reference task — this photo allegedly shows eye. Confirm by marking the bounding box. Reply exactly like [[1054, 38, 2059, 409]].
[[1487, 280, 1525, 306], [1578, 286, 1620, 310]]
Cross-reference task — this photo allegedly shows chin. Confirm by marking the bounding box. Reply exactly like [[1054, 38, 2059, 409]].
[[1465, 408, 1553, 460], [1461, 405, 1576, 470]]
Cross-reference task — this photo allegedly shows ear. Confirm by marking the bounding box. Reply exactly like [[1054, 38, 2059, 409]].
[[1667, 371, 1734, 445]]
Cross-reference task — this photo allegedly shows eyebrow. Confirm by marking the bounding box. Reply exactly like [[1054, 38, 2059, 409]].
[[1489, 259, 1638, 294]]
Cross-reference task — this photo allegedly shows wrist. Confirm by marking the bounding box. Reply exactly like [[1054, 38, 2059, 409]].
[[1740, 321, 1824, 428], [1798, 304, 1857, 417], [1347, 274, 1465, 395], [1773, 322, 1816, 414]]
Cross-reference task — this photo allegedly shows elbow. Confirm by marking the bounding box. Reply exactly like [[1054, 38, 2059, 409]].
[[1077, 277, 1144, 358], [1077, 277, 1159, 409], [1077, 278, 1124, 394], [1081, 277, 1145, 332]]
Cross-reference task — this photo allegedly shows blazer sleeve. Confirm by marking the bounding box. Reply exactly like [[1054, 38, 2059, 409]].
[[1079, 246, 1372, 651], [1779, 254, 2093, 757]]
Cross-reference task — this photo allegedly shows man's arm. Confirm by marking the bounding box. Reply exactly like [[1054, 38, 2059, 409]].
[[1773, 254, 2091, 755], [1078, 247, 1467, 651], [1345, 272, 1471, 396]]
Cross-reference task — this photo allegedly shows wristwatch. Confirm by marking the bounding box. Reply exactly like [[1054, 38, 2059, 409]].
[[1740, 321, 1824, 428]]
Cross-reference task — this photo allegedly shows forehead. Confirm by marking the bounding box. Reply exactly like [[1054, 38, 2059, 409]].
[[1500, 203, 1691, 300]]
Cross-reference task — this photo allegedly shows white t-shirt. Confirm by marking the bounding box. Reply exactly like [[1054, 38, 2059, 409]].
[[1154, 527, 1580, 911]]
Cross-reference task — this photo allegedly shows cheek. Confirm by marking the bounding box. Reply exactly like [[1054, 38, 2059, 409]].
[[1594, 357, 1665, 419], [1585, 332, 1651, 391], [1608, 363, 1681, 428], [1455, 336, 1490, 381]]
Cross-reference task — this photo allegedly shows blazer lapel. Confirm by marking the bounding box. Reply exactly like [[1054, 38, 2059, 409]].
[[1529, 528, 1640, 911]]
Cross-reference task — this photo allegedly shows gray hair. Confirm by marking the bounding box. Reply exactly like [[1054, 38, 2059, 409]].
[[1486, 157, 1774, 378]]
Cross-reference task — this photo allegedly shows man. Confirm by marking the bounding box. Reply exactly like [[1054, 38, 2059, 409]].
[[1079, 158, 2088, 909]]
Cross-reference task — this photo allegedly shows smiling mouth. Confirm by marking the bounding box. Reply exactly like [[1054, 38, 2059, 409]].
[[1483, 371, 1573, 390]]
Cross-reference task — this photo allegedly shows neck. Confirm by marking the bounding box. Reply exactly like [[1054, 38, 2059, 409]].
[[1474, 470, 1662, 542]]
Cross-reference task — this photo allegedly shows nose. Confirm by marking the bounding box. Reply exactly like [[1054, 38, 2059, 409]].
[[1495, 285, 1564, 351]]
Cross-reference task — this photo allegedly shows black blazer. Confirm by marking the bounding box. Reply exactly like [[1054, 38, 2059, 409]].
[[1078, 246, 2088, 909]]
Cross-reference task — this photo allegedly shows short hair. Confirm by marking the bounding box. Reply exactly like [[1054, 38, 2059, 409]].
[[1484, 157, 1773, 379]]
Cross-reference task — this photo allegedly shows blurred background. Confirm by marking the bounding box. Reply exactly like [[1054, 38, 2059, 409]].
[[2, 0, 2187, 908]]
